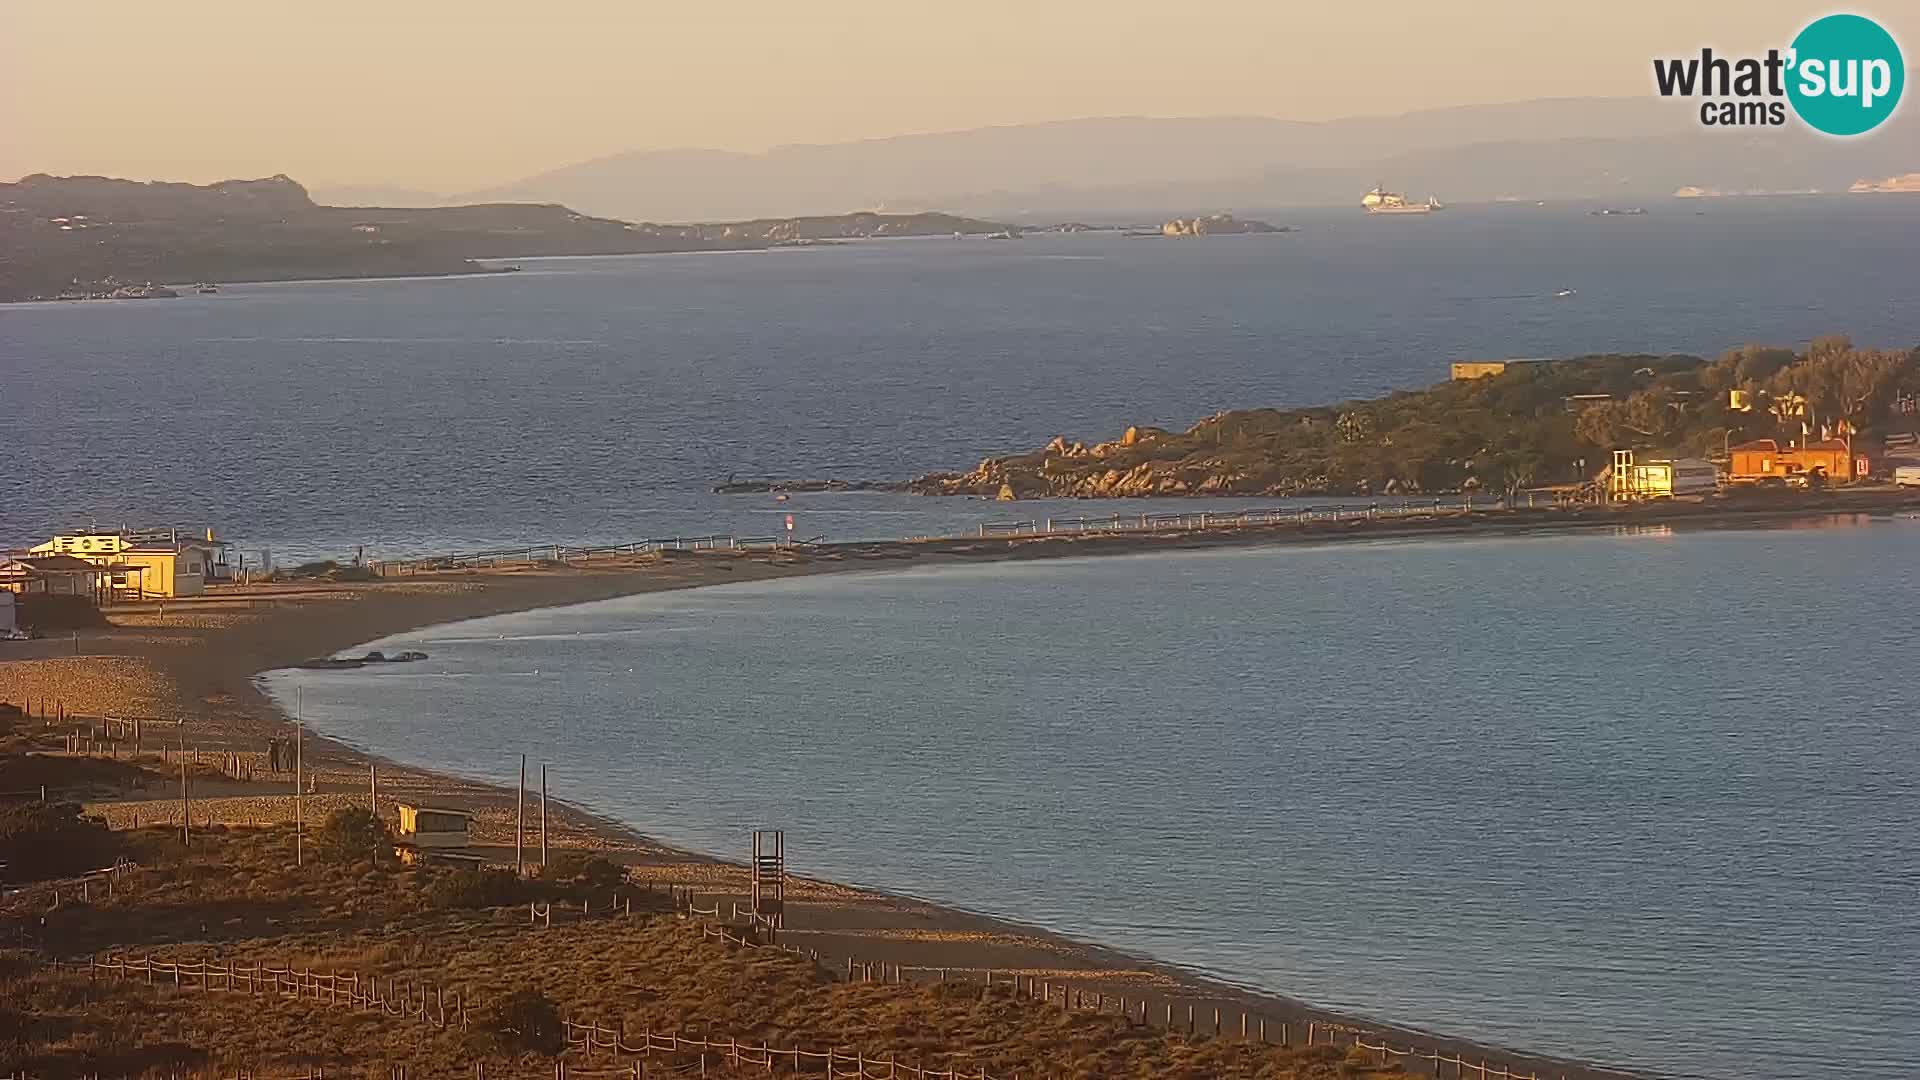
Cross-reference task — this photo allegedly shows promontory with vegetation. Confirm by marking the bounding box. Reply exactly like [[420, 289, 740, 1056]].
[[0, 174, 1012, 302], [909, 337, 1920, 498]]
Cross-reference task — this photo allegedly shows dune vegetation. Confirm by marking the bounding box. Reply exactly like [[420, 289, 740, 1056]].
[[2, 822, 1403, 1079]]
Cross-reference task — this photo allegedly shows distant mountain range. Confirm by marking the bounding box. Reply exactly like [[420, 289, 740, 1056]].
[[309, 98, 1919, 221]]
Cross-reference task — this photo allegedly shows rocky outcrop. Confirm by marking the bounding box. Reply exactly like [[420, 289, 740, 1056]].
[[1849, 173, 1920, 194], [1159, 213, 1287, 237], [908, 417, 1312, 499]]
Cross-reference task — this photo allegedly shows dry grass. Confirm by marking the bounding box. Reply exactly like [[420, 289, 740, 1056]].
[[2, 827, 1401, 1080]]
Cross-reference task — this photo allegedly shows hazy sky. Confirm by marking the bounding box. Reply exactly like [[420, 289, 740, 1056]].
[[0, 0, 1884, 191]]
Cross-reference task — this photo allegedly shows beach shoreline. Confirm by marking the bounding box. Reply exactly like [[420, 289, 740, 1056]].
[[13, 497, 1908, 1078]]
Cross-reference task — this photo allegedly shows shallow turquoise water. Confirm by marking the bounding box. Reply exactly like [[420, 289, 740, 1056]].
[[267, 518, 1920, 1080]]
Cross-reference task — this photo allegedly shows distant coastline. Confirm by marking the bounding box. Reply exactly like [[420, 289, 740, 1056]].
[[0, 173, 1018, 304]]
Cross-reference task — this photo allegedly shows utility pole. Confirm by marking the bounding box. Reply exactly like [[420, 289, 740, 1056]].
[[369, 763, 378, 809], [516, 754, 526, 876], [540, 764, 549, 871], [295, 686, 304, 868]]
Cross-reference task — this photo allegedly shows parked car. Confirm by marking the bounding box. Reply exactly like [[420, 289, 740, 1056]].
[[1895, 465, 1920, 489]]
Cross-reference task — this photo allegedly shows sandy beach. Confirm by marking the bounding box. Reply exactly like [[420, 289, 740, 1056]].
[[10, 496, 1909, 1079]]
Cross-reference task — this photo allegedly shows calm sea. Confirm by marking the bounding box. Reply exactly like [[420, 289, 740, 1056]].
[[7, 197, 1920, 558], [14, 197, 1920, 1077], [266, 520, 1920, 1080]]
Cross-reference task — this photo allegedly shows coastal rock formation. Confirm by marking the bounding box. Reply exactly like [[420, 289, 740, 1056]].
[[909, 343, 1920, 499], [1160, 213, 1287, 237], [1849, 173, 1920, 194]]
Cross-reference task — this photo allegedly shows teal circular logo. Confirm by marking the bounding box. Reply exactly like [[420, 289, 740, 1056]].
[[1787, 14, 1905, 136]]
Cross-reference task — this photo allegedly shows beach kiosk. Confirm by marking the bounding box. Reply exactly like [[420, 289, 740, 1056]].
[[394, 803, 480, 865]]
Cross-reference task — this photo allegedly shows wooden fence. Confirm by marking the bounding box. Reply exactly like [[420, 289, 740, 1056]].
[[346, 495, 1521, 577], [671, 896, 1573, 1080], [977, 498, 1493, 538], [28, 903, 1573, 1080], [66, 955, 469, 1032], [561, 1019, 1012, 1079], [370, 535, 781, 576]]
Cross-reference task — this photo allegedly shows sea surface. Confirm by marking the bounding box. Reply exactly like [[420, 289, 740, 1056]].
[[7, 196, 1920, 559], [265, 519, 1920, 1080], [15, 196, 1920, 1078]]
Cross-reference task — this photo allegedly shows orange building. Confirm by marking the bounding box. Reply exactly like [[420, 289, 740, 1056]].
[[1728, 439, 1869, 483]]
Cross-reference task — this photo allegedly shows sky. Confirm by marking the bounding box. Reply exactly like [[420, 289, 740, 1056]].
[[0, 0, 1891, 192]]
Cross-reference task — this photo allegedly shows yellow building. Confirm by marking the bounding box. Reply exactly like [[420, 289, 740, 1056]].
[[1606, 450, 1721, 500], [1451, 358, 1548, 381], [30, 529, 227, 598]]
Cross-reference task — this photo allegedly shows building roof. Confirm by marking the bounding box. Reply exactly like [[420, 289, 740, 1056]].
[[17, 554, 102, 573], [1731, 439, 1780, 452], [397, 804, 471, 819]]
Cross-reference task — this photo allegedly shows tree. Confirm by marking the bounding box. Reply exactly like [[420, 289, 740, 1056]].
[[572, 856, 626, 894], [1833, 347, 1907, 428], [1493, 452, 1544, 501], [315, 807, 393, 865], [1574, 401, 1629, 448], [1335, 410, 1376, 445], [477, 989, 564, 1056], [1623, 390, 1681, 440], [1733, 344, 1797, 387], [0, 802, 117, 881]]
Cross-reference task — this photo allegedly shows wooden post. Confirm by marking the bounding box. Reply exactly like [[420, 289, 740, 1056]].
[[540, 763, 549, 871], [516, 754, 526, 875], [295, 686, 305, 868], [370, 763, 378, 810], [179, 749, 190, 845]]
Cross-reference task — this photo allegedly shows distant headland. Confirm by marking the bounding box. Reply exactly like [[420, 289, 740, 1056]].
[[0, 174, 1017, 303], [901, 338, 1920, 499]]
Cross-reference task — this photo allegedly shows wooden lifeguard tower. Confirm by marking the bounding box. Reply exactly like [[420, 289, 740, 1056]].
[[750, 829, 786, 930]]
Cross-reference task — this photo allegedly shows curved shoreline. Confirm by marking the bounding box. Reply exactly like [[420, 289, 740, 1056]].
[[22, 499, 1912, 1079], [246, 561, 1648, 1080]]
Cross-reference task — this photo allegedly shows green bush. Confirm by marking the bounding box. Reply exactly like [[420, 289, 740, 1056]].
[[423, 866, 522, 909], [0, 802, 117, 881], [314, 806, 393, 865], [549, 853, 626, 894], [476, 989, 563, 1055]]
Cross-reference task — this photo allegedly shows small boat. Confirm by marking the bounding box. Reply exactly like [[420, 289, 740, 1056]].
[[1554, 288, 1577, 299]]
